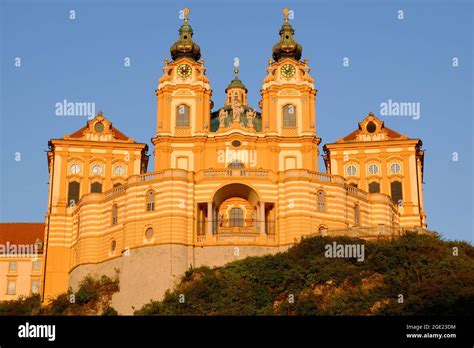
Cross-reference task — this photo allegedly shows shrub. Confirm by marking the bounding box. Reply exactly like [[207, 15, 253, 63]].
[[135, 233, 474, 316]]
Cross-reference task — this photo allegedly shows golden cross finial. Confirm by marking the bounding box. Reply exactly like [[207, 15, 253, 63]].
[[183, 8, 190, 22], [282, 8, 289, 22]]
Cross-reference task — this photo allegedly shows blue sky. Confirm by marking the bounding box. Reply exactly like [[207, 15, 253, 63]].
[[1, 0, 472, 242]]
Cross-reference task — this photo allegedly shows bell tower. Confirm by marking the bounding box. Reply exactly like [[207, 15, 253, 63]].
[[152, 8, 212, 141], [152, 8, 213, 171], [260, 9, 318, 138]]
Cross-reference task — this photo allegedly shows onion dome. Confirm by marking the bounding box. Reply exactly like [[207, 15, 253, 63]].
[[272, 9, 302, 62], [170, 8, 201, 61]]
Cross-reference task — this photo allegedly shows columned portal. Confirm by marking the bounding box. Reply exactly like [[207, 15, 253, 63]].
[[196, 183, 275, 242]]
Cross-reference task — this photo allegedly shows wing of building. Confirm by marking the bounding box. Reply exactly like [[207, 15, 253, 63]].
[[40, 10, 428, 313], [0, 223, 44, 301]]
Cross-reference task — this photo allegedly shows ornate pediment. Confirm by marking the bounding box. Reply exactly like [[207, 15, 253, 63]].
[[64, 112, 134, 143], [337, 112, 407, 143]]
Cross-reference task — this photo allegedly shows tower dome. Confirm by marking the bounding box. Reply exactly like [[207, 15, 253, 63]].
[[272, 9, 302, 62], [225, 68, 248, 93], [169, 8, 201, 61], [225, 68, 248, 106]]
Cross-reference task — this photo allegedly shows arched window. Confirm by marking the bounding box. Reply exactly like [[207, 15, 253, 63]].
[[368, 182, 380, 193], [318, 225, 328, 235], [346, 165, 357, 176], [390, 162, 401, 174], [68, 181, 80, 207], [90, 182, 102, 193], [368, 164, 379, 175], [230, 208, 243, 227], [283, 104, 296, 127], [317, 190, 326, 211], [354, 204, 360, 226], [113, 183, 122, 188], [146, 190, 155, 211], [111, 204, 118, 225], [391, 181, 403, 205], [176, 104, 190, 127]]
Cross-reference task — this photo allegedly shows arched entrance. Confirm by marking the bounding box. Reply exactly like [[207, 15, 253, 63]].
[[196, 183, 275, 241]]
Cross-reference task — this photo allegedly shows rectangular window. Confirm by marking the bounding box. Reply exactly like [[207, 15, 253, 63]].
[[90, 182, 103, 193], [9, 261, 17, 271], [176, 105, 190, 127], [391, 181, 403, 205], [7, 280, 16, 295], [68, 181, 80, 206], [283, 105, 296, 127], [31, 280, 40, 294], [32, 260, 41, 271]]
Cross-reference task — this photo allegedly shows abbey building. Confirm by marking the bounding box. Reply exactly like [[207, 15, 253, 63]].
[[42, 9, 427, 313]]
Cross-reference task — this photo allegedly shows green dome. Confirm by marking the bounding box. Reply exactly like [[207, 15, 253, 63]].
[[272, 20, 302, 61], [170, 22, 201, 61], [225, 68, 247, 92], [226, 77, 247, 92]]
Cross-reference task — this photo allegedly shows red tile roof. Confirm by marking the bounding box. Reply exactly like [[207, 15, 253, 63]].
[[0, 223, 44, 246], [342, 129, 359, 141]]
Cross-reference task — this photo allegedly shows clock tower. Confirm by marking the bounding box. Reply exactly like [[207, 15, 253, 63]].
[[152, 9, 213, 171], [259, 9, 320, 171], [260, 9, 318, 140]]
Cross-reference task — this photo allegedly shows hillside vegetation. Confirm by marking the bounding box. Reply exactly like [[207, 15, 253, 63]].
[[135, 233, 474, 315], [1, 233, 472, 316], [0, 274, 119, 315]]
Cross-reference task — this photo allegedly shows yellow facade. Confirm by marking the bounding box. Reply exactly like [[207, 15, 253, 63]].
[[0, 256, 43, 301], [0, 223, 44, 301], [41, 11, 428, 311]]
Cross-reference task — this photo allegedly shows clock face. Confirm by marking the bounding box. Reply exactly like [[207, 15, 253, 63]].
[[92, 164, 103, 176], [281, 64, 296, 79], [177, 64, 192, 78], [114, 165, 125, 177], [70, 163, 80, 174]]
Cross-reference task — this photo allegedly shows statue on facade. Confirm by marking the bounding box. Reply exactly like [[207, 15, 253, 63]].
[[197, 58, 206, 76], [231, 100, 244, 122], [159, 58, 172, 82], [264, 58, 276, 83], [219, 109, 228, 128], [246, 108, 256, 129]]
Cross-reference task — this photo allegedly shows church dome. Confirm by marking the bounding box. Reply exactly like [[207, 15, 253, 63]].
[[272, 13, 302, 61], [225, 69, 247, 92], [170, 10, 201, 61]]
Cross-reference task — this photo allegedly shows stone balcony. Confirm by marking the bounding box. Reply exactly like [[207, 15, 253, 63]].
[[196, 219, 275, 244]]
